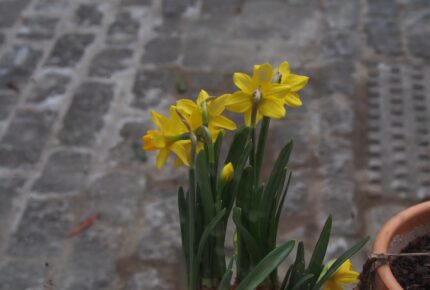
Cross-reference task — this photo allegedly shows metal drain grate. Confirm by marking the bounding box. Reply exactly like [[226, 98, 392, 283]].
[[366, 63, 430, 200]]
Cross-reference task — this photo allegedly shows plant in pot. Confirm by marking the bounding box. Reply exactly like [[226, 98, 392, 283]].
[[366, 201, 430, 290], [143, 61, 369, 290]]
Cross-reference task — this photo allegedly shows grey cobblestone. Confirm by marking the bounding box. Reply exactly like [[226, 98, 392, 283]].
[[0, 0, 30, 28], [75, 4, 103, 26], [125, 269, 173, 290], [32, 151, 91, 194], [142, 37, 180, 64], [0, 93, 18, 121], [89, 48, 133, 77], [0, 110, 56, 168], [26, 73, 70, 104], [58, 82, 113, 146], [365, 20, 402, 55], [0, 260, 45, 290], [324, 0, 358, 29], [45, 34, 95, 67], [17, 17, 59, 40], [106, 11, 139, 45]]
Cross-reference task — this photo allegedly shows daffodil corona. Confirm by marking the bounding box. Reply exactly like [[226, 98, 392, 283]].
[[323, 259, 359, 290]]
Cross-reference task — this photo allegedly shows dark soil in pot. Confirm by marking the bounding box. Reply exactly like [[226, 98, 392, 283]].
[[390, 234, 430, 289]]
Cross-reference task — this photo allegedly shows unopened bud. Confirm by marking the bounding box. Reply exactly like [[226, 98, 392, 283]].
[[221, 162, 234, 182]]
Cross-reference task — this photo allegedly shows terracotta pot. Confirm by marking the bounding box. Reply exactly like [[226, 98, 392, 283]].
[[372, 201, 430, 290]]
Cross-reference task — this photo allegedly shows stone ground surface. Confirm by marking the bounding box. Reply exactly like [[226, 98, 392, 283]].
[[0, 0, 430, 289]]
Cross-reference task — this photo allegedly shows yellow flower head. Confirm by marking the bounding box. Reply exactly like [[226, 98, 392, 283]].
[[220, 162, 234, 182], [276, 61, 309, 107], [225, 63, 291, 126], [176, 90, 237, 139], [225, 62, 309, 126], [142, 106, 191, 169], [323, 259, 359, 290]]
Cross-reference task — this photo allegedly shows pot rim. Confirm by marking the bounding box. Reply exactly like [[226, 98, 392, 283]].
[[373, 201, 430, 290]]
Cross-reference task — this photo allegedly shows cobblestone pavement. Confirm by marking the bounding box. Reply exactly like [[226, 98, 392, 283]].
[[1, 0, 430, 289]]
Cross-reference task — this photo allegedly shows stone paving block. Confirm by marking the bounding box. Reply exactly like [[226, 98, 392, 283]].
[[106, 11, 139, 45], [142, 37, 180, 64], [109, 122, 148, 166], [0, 34, 4, 47], [365, 20, 402, 55], [0, 93, 18, 121], [8, 198, 71, 257], [32, 151, 91, 194], [0, 260, 45, 290], [162, 0, 192, 17], [319, 179, 359, 235], [26, 73, 70, 104], [0, 177, 25, 234], [132, 69, 175, 110], [87, 172, 145, 224], [186, 71, 229, 97], [202, 0, 243, 15], [366, 205, 406, 239], [0, 45, 43, 89], [58, 82, 113, 146], [75, 4, 103, 26], [312, 61, 355, 96], [324, 0, 358, 29], [125, 269, 173, 290], [406, 13, 430, 59], [321, 31, 357, 58], [138, 197, 181, 263], [0, 110, 56, 168], [34, 0, 68, 12], [318, 136, 354, 178], [45, 34, 95, 67], [121, 0, 151, 6], [17, 17, 59, 40], [282, 169, 310, 215], [319, 96, 354, 136], [61, 228, 118, 290], [89, 48, 133, 77], [0, 0, 30, 28], [367, 0, 398, 19]]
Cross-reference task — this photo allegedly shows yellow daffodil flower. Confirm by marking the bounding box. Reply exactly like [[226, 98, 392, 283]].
[[176, 90, 237, 138], [143, 107, 191, 169], [225, 63, 291, 126], [323, 259, 359, 290], [276, 61, 309, 107], [220, 162, 234, 182]]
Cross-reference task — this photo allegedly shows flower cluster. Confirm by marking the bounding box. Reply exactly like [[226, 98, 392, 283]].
[[143, 61, 308, 168]]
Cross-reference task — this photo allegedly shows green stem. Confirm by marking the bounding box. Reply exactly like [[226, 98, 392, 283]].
[[255, 117, 270, 182], [188, 133, 197, 290]]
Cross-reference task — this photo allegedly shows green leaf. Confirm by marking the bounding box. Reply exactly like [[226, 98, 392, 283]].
[[217, 259, 234, 290], [255, 117, 270, 181], [288, 242, 305, 290], [306, 216, 332, 287], [313, 236, 370, 290], [291, 274, 314, 290], [281, 265, 293, 290], [214, 131, 224, 173], [236, 240, 295, 290], [196, 151, 215, 223], [193, 209, 227, 286], [178, 187, 189, 272], [233, 207, 263, 265], [226, 127, 251, 166], [273, 172, 292, 244]]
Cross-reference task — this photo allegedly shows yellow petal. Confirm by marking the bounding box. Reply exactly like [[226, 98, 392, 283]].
[[284, 74, 309, 92], [278, 61, 291, 75], [143, 134, 157, 150], [335, 271, 359, 284], [323, 280, 342, 290], [176, 99, 197, 115], [258, 98, 286, 119], [233, 72, 253, 94], [221, 162, 234, 182], [225, 92, 252, 113], [156, 148, 169, 169], [189, 108, 203, 130], [266, 84, 290, 98], [208, 94, 227, 116], [170, 142, 190, 166], [211, 115, 237, 131], [252, 63, 274, 85], [284, 92, 303, 107], [197, 89, 210, 105], [151, 111, 169, 130]]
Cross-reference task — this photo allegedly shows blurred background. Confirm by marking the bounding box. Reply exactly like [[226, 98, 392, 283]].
[[0, 0, 430, 289]]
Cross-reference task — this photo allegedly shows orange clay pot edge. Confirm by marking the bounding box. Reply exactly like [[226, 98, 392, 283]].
[[372, 201, 430, 290]]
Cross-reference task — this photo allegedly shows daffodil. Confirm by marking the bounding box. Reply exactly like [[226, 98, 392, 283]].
[[220, 162, 234, 182], [276, 61, 309, 108], [176, 90, 237, 139], [323, 259, 360, 290], [225, 63, 291, 126], [143, 107, 191, 169]]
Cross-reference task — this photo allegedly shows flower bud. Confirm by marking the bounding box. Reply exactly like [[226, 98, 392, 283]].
[[221, 162, 234, 182]]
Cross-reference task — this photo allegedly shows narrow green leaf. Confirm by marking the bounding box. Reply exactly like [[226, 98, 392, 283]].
[[178, 187, 189, 273], [233, 207, 263, 264], [274, 172, 292, 239], [236, 240, 295, 290], [288, 241, 305, 290], [306, 216, 332, 287], [291, 274, 314, 290], [214, 131, 224, 173], [226, 127, 250, 165], [281, 265, 293, 290], [255, 117, 270, 181], [313, 236, 370, 290], [196, 151, 215, 223], [218, 268, 233, 290], [193, 209, 227, 287], [188, 168, 197, 290]]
